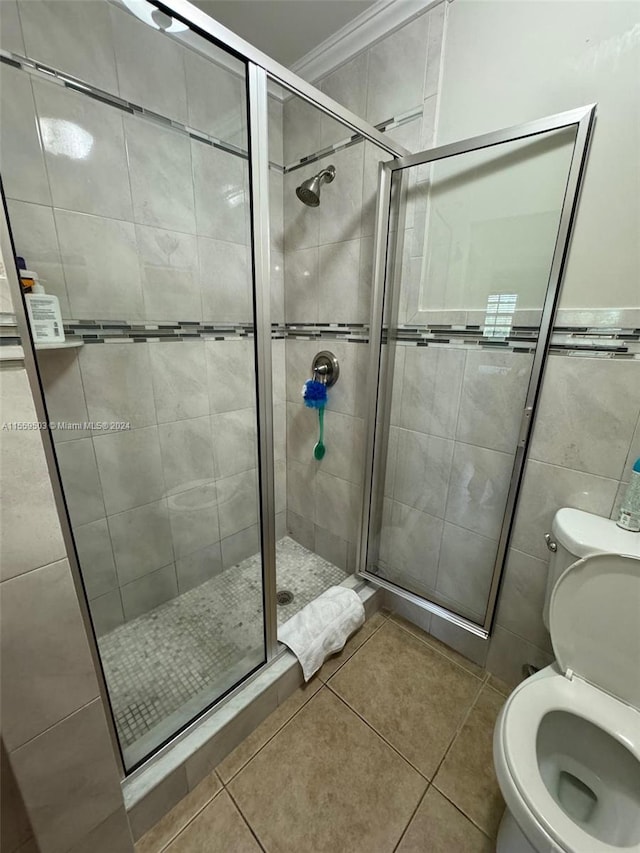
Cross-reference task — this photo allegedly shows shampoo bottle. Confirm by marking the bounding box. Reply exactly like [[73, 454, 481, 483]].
[[24, 272, 65, 344], [617, 457, 640, 532]]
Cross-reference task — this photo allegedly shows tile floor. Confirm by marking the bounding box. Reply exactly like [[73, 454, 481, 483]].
[[135, 610, 508, 853], [100, 537, 348, 751]]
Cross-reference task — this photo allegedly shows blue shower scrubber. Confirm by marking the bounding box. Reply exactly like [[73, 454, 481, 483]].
[[302, 379, 327, 409]]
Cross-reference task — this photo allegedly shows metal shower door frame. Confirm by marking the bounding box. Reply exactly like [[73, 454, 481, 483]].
[[358, 104, 597, 639]]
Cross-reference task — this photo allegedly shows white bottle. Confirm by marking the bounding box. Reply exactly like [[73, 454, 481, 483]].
[[24, 273, 65, 344]]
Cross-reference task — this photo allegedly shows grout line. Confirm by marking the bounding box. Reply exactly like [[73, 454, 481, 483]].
[[224, 785, 268, 852], [325, 681, 430, 782], [149, 781, 224, 853], [392, 781, 433, 852], [319, 609, 390, 683], [428, 784, 496, 843]]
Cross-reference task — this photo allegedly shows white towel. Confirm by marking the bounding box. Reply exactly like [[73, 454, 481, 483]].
[[278, 586, 365, 681]]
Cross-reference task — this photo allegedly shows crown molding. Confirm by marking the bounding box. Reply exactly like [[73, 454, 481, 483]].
[[289, 0, 444, 85]]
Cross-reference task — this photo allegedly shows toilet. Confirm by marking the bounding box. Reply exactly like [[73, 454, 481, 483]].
[[493, 508, 640, 853]]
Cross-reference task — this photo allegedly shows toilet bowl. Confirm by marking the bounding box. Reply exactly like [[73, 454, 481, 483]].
[[493, 509, 640, 853]]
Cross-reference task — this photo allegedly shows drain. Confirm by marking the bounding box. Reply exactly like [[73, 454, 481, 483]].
[[277, 589, 294, 606]]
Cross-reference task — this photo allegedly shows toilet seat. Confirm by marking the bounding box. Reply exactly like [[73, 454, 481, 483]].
[[499, 670, 640, 853]]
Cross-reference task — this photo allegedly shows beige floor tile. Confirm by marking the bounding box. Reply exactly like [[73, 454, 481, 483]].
[[135, 772, 222, 853], [434, 686, 505, 838], [330, 620, 481, 777], [397, 787, 493, 853], [390, 614, 485, 678], [164, 790, 260, 852], [217, 677, 322, 783], [318, 610, 387, 681], [229, 688, 426, 853]]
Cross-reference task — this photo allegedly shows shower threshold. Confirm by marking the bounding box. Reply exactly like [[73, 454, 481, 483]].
[[98, 536, 349, 758]]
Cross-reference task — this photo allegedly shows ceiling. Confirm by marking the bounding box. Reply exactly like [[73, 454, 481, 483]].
[[191, 0, 377, 67]]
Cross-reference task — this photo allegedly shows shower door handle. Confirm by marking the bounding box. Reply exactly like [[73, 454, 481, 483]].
[[517, 406, 534, 448]]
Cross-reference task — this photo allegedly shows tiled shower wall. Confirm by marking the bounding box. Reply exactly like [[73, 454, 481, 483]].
[[283, 0, 640, 686], [1, 0, 287, 632], [281, 4, 447, 569]]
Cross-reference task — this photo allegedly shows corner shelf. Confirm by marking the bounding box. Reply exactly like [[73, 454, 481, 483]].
[[35, 339, 84, 351]]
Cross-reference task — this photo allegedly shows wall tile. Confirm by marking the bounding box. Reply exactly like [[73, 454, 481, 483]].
[[55, 209, 143, 320], [159, 416, 215, 495], [136, 224, 200, 322], [394, 428, 454, 517], [6, 200, 69, 317], [435, 523, 497, 617], [444, 443, 514, 540], [486, 626, 553, 690], [66, 807, 133, 853], [318, 145, 364, 245], [1, 559, 99, 751], [32, 79, 132, 220], [185, 49, 246, 145], [382, 501, 443, 591], [221, 524, 260, 569], [400, 346, 466, 438], [318, 238, 364, 323], [366, 12, 429, 124], [456, 351, 531, 453], [176, 542, 223, 593], [287, 511, 315, 551], [283, 93, 321, 165], [211, 408, 257, 479], [126, 118, 196, 234], [315, 525, 349, 571], [315, 471, 361, 544], [79, 342, 156, 431], [120, 562, 178, 620], [111, 6, 187, 123], [529, 356, 640, 479], [286, 459, 317, 523], [55, 437, 106, 526], [0, 368, 66, 580], [511, 459, 619, 561], [268, 96, 284, 167], [198, 237, 251, 321], [167, 482, 220, 558], [496, 548, 552, 652], [94, 426, 164, 515], [89, 589, 124, 637], [37, 348, 90, 442], [205, 339, 256, 414], [74, 518, 117, 599], [0, 66, 51, 206], [108, 499, 173, 585], [284, 246, 319, 323], [11, 699, 122, 853], [320, 53, 369, 148], [0, 0, 24, 53], [192, 143, 248, 243], [149, 340, 208, 423], [0, 742, 33, 853], [18, 0, 119, 91], [217, 469, 259, 539], [270, 170, 285, 257]]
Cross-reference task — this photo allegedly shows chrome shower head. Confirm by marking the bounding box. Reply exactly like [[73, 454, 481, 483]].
[[296, 165, 336, 207]]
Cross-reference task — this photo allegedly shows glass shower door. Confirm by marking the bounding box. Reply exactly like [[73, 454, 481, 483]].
[[361, 107, 595, 635]]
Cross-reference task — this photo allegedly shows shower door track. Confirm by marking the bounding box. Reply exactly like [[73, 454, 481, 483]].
[[358, 105, 597, 639]]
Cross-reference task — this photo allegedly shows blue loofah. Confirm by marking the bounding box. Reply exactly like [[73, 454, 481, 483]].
[[302, 379, 327, 409]]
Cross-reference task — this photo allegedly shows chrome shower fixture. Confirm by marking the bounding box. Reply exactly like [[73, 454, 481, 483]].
[[296, 165, 336, 207]]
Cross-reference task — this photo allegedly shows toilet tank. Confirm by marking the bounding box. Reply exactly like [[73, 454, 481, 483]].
[[542, 508, 640, 629]]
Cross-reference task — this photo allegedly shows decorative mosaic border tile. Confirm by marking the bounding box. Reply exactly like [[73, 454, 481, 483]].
[[283, 106, 422, 176], [0, 51, 271, 168], [41, 320, 640, 359]]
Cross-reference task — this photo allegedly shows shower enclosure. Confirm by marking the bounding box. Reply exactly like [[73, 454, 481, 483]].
[[0, 0, 594, 775]]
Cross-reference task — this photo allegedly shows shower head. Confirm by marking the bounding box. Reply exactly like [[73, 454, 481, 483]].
[[296, 165, 336, 207]]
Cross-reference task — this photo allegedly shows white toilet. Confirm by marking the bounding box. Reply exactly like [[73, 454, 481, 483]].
[[493, 508, 640, 853]]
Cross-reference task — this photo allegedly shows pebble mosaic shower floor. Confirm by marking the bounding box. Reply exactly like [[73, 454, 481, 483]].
[[99, 537, 349, 752]]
